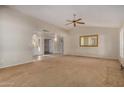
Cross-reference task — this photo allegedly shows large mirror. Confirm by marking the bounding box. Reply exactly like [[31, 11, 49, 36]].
[[80, 35, 98, 47]]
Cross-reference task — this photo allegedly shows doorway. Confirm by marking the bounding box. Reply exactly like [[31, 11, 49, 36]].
[[44, 39, 53, 54]]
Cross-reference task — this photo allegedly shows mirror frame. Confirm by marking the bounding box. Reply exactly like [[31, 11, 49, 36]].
[[80, 34, 98, 47]]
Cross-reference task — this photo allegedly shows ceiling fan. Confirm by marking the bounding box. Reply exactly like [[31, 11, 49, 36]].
[[66, 14, 85, 27]]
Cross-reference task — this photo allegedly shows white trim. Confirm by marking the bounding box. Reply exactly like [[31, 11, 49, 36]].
[[120, 28, 124, 58], [0, 59, 34, 69]]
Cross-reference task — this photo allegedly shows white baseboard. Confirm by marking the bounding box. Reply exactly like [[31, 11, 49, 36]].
[[64, 54, 118, 60], [0, 59, 34, 69]]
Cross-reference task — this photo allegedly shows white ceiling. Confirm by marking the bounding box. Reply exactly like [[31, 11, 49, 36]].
[[10, 5, 124, 29]]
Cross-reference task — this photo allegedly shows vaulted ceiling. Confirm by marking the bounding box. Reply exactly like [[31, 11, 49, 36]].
[[10, 5, 124, 29]]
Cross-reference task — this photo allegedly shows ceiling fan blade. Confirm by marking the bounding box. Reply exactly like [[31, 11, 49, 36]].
[[66, 20, 73, 22], [65, 22, 73, 25], [76, 22, 85, 24], [75, 18, 82, 22]]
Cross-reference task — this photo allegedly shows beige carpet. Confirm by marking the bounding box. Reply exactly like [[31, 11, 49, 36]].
[[0, 55, 124, 87]]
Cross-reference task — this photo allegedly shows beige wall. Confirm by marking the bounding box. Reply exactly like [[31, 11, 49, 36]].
[[64, 27, 119, 59], [0, 6, 67, 68]]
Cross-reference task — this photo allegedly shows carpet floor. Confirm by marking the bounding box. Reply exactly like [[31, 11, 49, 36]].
[[0, 56, 124, 87]]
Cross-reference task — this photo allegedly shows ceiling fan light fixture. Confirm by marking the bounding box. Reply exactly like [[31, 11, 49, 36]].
[[66, 14, 85, 27]]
